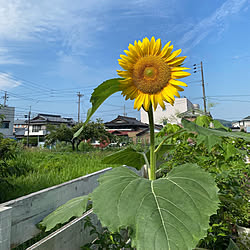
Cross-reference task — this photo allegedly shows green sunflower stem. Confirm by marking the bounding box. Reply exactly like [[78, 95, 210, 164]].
[[148, 104, 156, 181]]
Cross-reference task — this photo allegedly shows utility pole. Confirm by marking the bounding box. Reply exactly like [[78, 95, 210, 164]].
[[200, 61, 207, 114], [77, 92, 83, 123], [2, 91, 8, 106], [27, 106, 31, 147], [123, 104, 127, 116], [193, 61, 207, 113]]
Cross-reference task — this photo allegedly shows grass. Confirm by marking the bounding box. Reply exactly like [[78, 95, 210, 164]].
[[3, 149, 117, 203]]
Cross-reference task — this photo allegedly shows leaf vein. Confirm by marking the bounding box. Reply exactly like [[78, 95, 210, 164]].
[[151, 181, 170, 249]]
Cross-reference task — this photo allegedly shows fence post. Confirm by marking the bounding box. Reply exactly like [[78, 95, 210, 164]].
[[0, 206, 12, 250]]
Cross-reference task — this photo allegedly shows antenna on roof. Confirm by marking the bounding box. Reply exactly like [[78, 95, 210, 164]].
[[123, 104, 127, 117], [77, 92, 84, 123], [1, 91, 8, 106]]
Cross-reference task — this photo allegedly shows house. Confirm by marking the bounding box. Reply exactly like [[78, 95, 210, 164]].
[[136, 125, 163, 144], [14, 119, 28, 131], [24, 113, 76, 138], [178, 104, 212, 122], [0, 106, 15, 138], [140, 98, 194, 125], [105, 115, 149, 143], [232, 116, 250, 133]]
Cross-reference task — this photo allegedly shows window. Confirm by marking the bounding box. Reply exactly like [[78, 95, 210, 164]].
[[0, 121, 10, 129], [32, 125, 41, 132]]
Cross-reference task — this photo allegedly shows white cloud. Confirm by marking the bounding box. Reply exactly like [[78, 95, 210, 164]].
[[0, 48, 24, 64], [0, 73, 21, 90], [0, 0, 161, 54], [180, 0, 248, 50]]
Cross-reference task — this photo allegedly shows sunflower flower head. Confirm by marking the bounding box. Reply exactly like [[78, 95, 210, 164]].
[[117, 37, 191, 111]]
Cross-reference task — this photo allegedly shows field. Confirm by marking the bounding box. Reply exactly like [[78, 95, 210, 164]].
[[2, 149, 117, 203]]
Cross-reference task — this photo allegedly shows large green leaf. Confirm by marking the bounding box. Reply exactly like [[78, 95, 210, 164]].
[[223, 143, 237, 160], [39, 195, 89, 232], [182, 119, 250, 142], [92, 164, 219, 250], [195, 116, 212, 128], [196, 134, 222, 153], [226, 239, 239, 250], [102, 147, 146, 170], [73, 78, 122, 139], [213, 120, 229, 131], [102, 144, 174, 170]]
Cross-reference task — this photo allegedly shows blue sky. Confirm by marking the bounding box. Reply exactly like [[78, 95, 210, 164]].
[[0, 0, 250, 122]]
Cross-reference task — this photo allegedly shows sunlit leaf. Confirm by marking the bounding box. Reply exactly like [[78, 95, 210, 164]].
[[196, 134, 221, 152], [92, 164, 219, 250], [102, 147, 146, 170], [195, 116, 212, 128], [73, 78, 122, 139], [39, 195, 89, 232], [182, 119, 250, 142], [226, 239, 239, 250]]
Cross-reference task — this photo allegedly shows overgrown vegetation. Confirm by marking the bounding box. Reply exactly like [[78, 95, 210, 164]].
[[1, 149, 118, 203], [41, 116, 249, 249], [45, 119, 115, 151], [156, 117, 250, 249]]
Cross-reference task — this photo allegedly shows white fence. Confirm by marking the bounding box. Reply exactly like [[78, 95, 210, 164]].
[[0, 168, 112, 250]]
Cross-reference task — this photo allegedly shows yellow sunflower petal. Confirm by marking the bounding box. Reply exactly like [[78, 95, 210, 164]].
[[161, 44, 173, 59], [134, 41, 144, 57], [171, 67, 190, 71], [150, 95, 158, 110], [157, 93, 166, 109], [143, 94, 151, 111], [124, 49, 138, 61], [123, 85, 138, 100], [169, 78, 188, 87], [117, 70, 131, 78], [134, 93, 145, 110], [168, 84, 180, 98], [165, 49, 182, 62], [142, 37, 150, 55], [153, 38, 162, 56], [171, 71, 191, 79], [160, 41, 171, 56], [174, 85, 184, 92], [118, 59, 134, 71], [161, 89, 174, 105], [149, 37, 156, 55], [167, 56, 186, 66], [120, 54, 136, 64], [128, 43, 141, 59]]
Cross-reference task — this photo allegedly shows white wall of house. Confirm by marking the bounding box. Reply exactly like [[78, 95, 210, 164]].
[[232, 119, 250, 132], [24, 125, 47, 136], [0, 106, 15, 137], [140, 98, 193, 125]]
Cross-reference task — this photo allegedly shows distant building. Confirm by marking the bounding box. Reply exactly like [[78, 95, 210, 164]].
[[136, 125, 163, 144], [105, 115, 163, 144], [24, 113, 76, 138], [178, 104, 212, 121], [0, 106, 15, 138], [14, 119, 28, 131], [105, 115, 149, 143], [140, 98, 194, 125], [232, 116, 250, 133]]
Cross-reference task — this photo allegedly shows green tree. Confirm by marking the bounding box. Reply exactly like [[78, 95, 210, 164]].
[[72, 119, 113, 150], [46, 124, 74, 149]]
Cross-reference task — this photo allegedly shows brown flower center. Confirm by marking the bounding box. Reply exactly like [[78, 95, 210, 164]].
[[132, 56, 171, 94]]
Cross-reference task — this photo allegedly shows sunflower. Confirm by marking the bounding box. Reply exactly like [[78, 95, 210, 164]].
[[117, 37, 191, 111]]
